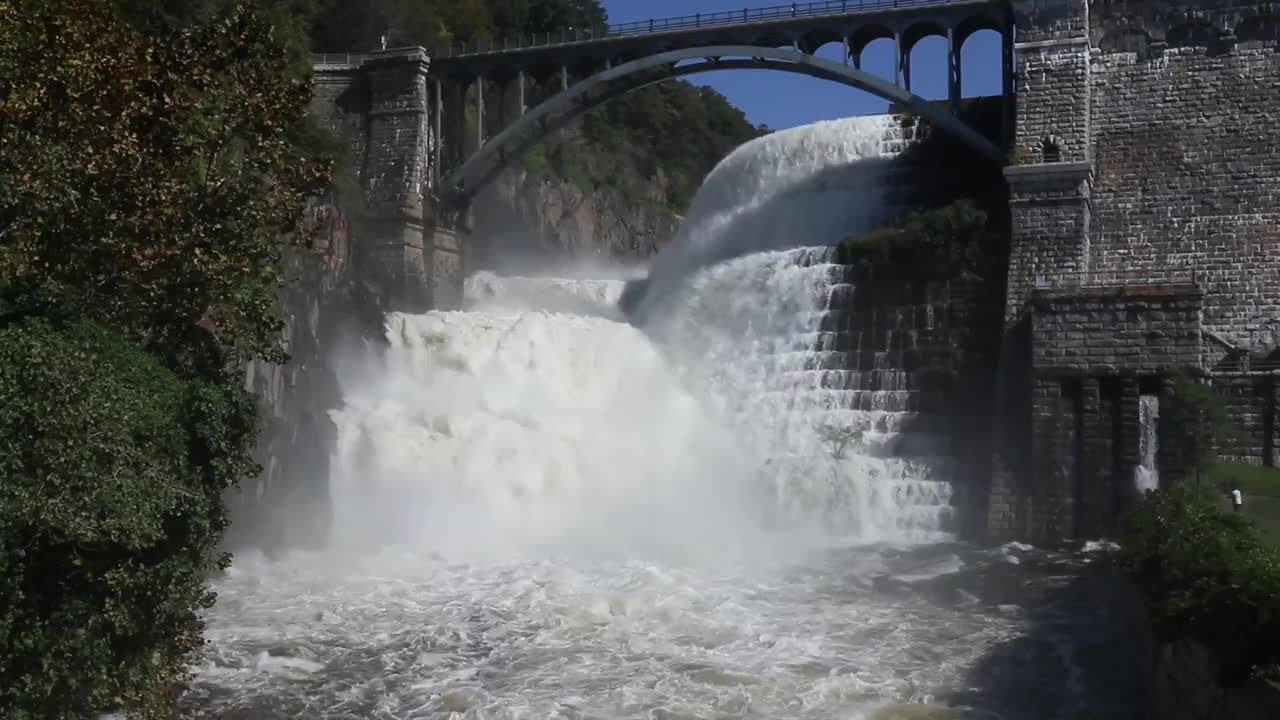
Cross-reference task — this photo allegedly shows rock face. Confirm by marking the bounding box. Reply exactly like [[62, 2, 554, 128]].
[[468, 166, 681, 276], [226, 200, 381, 555]]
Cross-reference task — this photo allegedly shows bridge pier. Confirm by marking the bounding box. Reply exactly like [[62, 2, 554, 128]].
[[947, 28, 960, 112], [311, 47, 468, 312], [359, 48, 434, 312], [475, 78, 485, 149], [895, 30, 907, 89]]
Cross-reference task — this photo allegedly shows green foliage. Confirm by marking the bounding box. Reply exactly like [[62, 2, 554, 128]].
[[308, 0, 606, 51], [1211, 461, 1280, 498], [0, 1, 328, 716], [0, 317, 256, 719], [1165, 372, 1233, 482], [0, 0, 331, 366], [1120, 484, 1280, 685], [307, 0, 764, 211], [837, 198, 1002, 280], [576, 82, 766, 210], [1208, 462, 1280, 547]]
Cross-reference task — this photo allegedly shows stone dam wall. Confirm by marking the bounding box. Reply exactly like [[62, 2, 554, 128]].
[[990, 0, 1280, 545]]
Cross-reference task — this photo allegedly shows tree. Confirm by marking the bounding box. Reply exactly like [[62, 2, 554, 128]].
[[1120, 484, 1280, 685], [838, 199, 999, 281], [0, 318, 258, 720], [817, 422, 862, 460], [0, 0, 330, 366], [0, 0, 330, 716], [1165, 371, 1232, 487]]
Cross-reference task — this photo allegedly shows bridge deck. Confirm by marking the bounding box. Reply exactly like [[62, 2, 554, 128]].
[[314, 0, 998, 70]]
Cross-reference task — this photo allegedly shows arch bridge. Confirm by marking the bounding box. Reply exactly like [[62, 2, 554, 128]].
[[314, 0, 1014, 212]]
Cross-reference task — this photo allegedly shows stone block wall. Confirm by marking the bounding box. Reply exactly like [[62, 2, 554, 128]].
[[1030, 285, 1204, 374], [310, 48, 467, 313], [1210, 374, 1280, 466], [310, 67, 368, 172], [1009, 0, 1091, 164], [992, 0, 1280, 543], [991, 287, 1205, 543], [1003, 163, 1093, 320], [1089, 1, 1280, 363]]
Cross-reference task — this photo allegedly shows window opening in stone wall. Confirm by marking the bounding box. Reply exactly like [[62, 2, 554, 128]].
[[1138, 376, 1161, 395], [1040, 136, 1061, 163], [1100, 378, 1128, 519]]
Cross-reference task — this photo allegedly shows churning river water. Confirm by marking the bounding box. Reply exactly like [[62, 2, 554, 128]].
[[183, 117, 1147, 719]]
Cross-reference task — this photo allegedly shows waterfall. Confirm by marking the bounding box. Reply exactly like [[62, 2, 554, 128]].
[[327, 114, 952, 561], [188, 114, 1141, 720], [631, 115, 901, 323], [1135, 393, 1160, 493]]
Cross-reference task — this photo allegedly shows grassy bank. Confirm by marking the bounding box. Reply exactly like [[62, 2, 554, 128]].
[[1205, 461, 1280, 546]]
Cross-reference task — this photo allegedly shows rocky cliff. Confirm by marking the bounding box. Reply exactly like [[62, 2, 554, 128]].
[[468, 166, 681, 276], [226, 199, 381, 555]]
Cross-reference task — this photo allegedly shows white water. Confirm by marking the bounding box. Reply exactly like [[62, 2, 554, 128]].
[[633, 116, 899, 324], [1134, 394, 1160, 493], [188, 116, 1144, 719]]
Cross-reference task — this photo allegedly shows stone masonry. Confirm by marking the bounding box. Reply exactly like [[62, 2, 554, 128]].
[[311, 49, 462, 314], [1089, 0, 1280, 369], [991, 0, 1280, 544]]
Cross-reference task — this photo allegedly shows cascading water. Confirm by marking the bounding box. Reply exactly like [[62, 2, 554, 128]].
[[1135, 394, 1161, 493], [185, 116, 1146, 719]]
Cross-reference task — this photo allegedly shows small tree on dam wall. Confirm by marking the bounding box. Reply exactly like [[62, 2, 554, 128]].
[[0, 0, 330, 717]]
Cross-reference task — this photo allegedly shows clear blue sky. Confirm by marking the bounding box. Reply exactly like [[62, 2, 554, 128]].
[[599, 0, 1004, 129]]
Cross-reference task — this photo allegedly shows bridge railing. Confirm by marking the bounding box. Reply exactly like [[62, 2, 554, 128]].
[[313, 52, 369, 66], [313, 0, 964, 64], [1211, 359, 1280, 374]]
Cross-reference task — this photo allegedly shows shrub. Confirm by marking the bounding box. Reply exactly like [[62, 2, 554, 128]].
[[837, 198, 1001, 281], [1161, 371, 1239, 488], [1120, 484, 1280, 685], [0, 317, 257, 719]]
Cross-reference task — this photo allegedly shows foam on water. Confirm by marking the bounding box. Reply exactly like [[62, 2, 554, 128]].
[[326, 307, 768, 565], [464, 270, 627, 316]]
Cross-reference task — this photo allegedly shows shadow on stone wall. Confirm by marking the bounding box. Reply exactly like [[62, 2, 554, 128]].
[[224, 196, 386, 557]]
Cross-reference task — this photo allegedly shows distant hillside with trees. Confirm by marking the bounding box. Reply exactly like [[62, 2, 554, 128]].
[[309, 0, 768, 210]]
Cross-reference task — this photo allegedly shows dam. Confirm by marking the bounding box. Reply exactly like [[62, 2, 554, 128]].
[[200, 0, 1280, 716], [189, 114, 1148, 719]]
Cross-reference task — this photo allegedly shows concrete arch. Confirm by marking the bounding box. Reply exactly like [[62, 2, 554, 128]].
[[848, 24, 895, 58], [954, 12, 1005, 51], [440, 45, 1004, 206]]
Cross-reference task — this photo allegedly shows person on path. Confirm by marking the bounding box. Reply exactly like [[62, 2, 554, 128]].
[[1231, 486, 1243, 513]]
